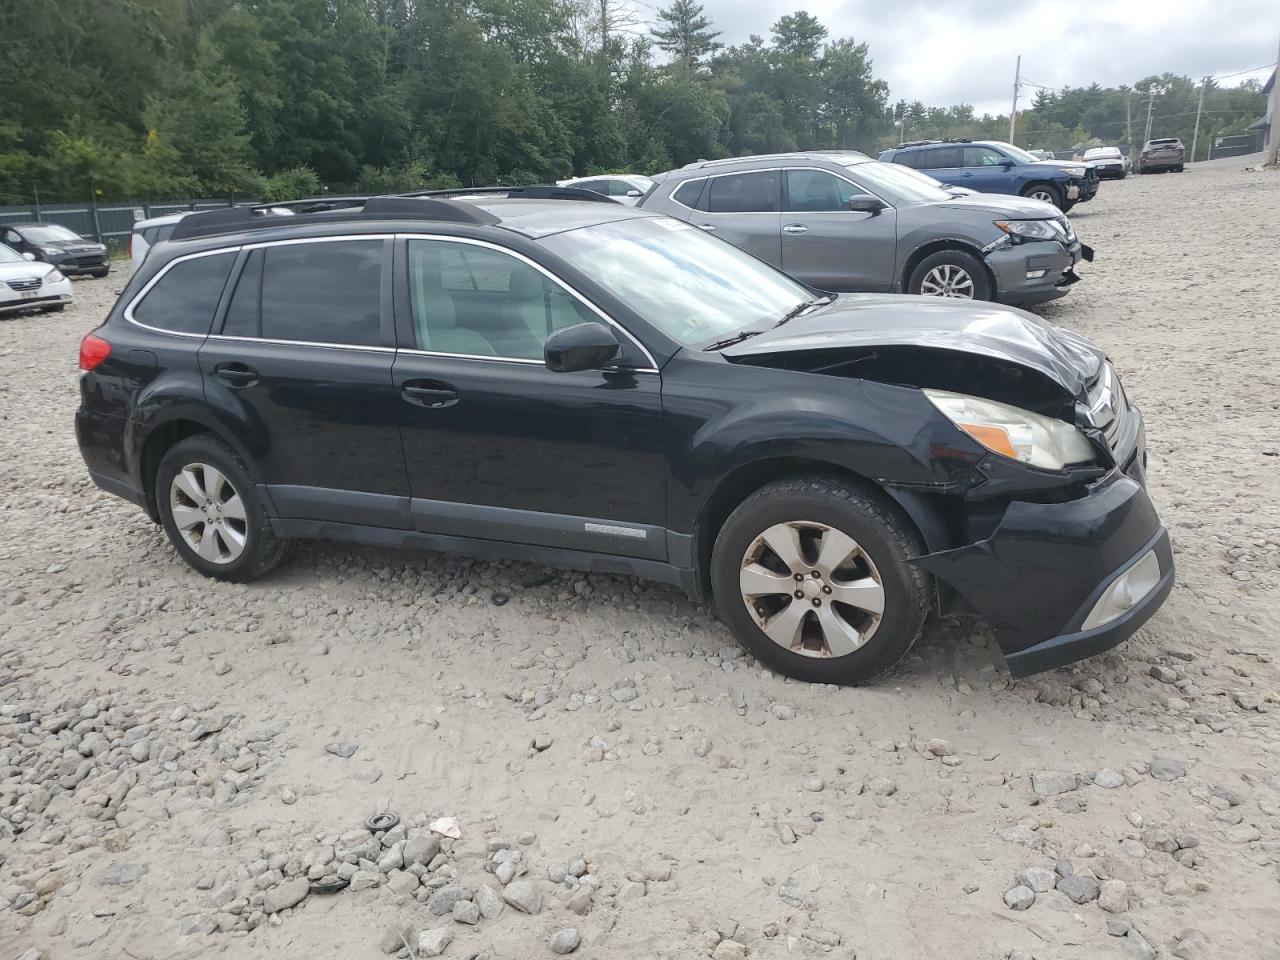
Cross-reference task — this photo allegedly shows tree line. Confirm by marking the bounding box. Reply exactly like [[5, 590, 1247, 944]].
[[0, 0, 1267, 204]]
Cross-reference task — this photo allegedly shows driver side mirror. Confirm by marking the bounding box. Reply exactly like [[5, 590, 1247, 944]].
[[545, 322, 621, 373], [626, 188, 643, 198], [999, 158, 1015, 167], [21, 251, 36, 261], [847, 194, 886, 215]]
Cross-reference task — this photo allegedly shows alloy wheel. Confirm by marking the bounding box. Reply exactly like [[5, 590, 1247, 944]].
[[169, 462, 248, 564], [739, 520, 885, 658], [1028, 189, 1056, 204], [918, 264, 976, 298]]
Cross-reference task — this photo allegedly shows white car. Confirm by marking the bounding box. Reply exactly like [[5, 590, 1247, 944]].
[[1083, 147, 1130, 180], [129, 212, 190, 273], [555, 174, 655, 205], [0, 243, 73, 316]]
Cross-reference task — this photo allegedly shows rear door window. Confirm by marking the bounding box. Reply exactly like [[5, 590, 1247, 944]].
[[707, 171, 780, 213], [920, 146, 962, 168], [131, 252, 236, 335], [221, 239, 385, 346]]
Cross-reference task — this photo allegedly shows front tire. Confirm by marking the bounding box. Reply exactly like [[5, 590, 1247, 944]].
[[41, 305, 65, 313], [1021, 182, 1064, 209], [90, 268, 109, 279], [710, 477, 930, 685], [907, 249, 992, 301], [156, 435, 289, 582]]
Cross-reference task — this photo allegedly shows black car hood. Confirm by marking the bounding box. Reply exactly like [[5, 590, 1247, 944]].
[[42, 240, 103, 252], [722, 294, 1104, 398]]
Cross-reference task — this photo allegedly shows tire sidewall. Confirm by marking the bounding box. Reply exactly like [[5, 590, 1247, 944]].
[[1022, 183, 1063, 209], [908, 249, 992, 301], [156, 437, 272, 581], [711, 483, 927, 684]]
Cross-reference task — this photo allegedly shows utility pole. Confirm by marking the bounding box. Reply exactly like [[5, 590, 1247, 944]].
[[1267, 32, 1280, 166], [1143, 84, 1155, 144], [1190, 77, 1207, 163], [1009, 55, 1021, 144], [1125, 93, 1132, 147]]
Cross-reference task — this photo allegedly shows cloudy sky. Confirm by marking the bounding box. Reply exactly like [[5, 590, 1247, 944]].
[[687, 0, 1278, 114]]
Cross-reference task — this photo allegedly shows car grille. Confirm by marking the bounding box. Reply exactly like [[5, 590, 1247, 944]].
[[6, 277, 42, 291], [1084, 362, 1127, 449], [1054, 217, 1077, 245], [73, 255, 105, 266]]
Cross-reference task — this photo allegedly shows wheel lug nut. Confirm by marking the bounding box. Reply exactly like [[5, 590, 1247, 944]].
[[794, 573, 804, 582], [810, 571, 820, 578], [811, 598, 821, 606], [822, 586, 832, 594], [794, 590, 804, 599]]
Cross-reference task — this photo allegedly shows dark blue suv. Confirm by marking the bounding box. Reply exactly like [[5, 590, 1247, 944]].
[[879, 140, 1099, 213]]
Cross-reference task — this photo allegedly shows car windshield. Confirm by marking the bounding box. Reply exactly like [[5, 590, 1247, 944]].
[[540, 216, 813, 347], [20, 224, 81, 243], [0, 244, 25, 264], [842, 160, 951, 204]]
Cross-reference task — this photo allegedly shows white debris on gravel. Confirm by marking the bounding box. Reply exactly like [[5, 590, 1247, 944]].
[[3, 158, 1280, 959]]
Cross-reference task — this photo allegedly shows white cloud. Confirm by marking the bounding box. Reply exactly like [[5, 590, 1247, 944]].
[[689, 0, 1277, 113]]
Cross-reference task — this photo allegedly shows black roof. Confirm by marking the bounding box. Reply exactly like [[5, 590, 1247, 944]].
[[169, 186, 620, 243]]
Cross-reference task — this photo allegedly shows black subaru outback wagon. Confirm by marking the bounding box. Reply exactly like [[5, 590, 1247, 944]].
[[76, 193, 1172, 684]]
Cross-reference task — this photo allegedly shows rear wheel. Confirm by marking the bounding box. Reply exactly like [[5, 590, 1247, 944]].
[[907, 249, 992, 301], [156, 435, 290, 582], [1021, 182, 1064, 209], [710, 477, 930, 685], [90, 268, 109, 278], [41, 305, 65, 313]]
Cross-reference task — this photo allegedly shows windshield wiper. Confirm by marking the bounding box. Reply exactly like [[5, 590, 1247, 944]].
[[702, 329, 766, 351], [773, 295, 834, 328]]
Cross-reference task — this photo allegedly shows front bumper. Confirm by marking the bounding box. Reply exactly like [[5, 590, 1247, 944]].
[[913, 466, 1173, 678], [987, 239, 1092, 305], [45, 252, 108, 274]]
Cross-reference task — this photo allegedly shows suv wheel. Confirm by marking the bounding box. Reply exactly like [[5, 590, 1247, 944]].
[[1021, 182, 1064, 208], [156, 435, 289, 582], [908, 249, 992, 300], [710, 477, 930, 685]]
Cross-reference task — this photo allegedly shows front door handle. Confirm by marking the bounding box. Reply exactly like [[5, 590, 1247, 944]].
[[402, 380, 459, 408], [696, 223, 716, 232], [213, 362, 258, 387], [782, 224, 809, 234]]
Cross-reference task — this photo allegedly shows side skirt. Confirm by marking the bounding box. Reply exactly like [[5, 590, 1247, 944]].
[[270, 517, 703, 599]]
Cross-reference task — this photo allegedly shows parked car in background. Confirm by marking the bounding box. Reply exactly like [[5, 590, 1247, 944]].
[[1136, 138, 1184, 173], [1027, 149, 1054, 161], [130, 212, 189, 273], [0, 223, 109, 277], [556, 174, 655, 205], [879, 139, 1100, 212], [0, 242, 73, 315], [639, 152, 1091, 305], [1083, 147, 1130, 179], [75, 193, 1170, 683]]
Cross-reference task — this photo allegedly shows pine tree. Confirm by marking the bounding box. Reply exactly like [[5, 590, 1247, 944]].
[[651, 0, 721, 70]]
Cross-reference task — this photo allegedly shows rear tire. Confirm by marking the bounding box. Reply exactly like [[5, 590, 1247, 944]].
[[710, 476, 931, 685], [41, 305, 65, 313], [1021, 182, 1064, 209], [156, 435, 290, 582], [907, 249, 992, 301], [91, 268, 109, 278]]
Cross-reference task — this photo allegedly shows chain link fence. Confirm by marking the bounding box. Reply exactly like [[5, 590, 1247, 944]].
[[0, 198, 256, 254]]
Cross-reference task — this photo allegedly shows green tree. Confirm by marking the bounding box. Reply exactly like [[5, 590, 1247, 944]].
[[651, 0, 721, 70]]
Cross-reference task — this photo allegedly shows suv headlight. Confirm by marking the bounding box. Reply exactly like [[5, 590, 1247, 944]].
[[995, 219, 1058, 241], [1060, 167, 1086, 178], [924, 389, 1096, 470], [40, 246, 61, 256], [44, 269, 65, 284]]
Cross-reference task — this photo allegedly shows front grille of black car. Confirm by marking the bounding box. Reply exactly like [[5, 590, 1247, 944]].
[[73, 255, 105, 266], [1085, 363, 1127, 449], [6, 277, 41, 291]]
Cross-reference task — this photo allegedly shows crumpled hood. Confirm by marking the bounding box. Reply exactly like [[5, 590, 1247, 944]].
[[722, 294, 1104, 397]]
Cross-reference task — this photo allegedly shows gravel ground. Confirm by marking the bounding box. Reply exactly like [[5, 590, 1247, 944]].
[[2, 156, 1278, 960]]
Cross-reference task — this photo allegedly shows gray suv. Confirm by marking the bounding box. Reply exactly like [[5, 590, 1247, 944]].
[[639, 152, 1093, 305]]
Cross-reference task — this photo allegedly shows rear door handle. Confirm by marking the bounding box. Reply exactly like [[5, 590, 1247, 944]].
[[782, 224, 808, 234], [402, 380, 459, 408], [696, 223, 716, 232], [213, 363, 258, 387]]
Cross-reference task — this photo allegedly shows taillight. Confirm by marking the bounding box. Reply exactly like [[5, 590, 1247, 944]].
[[79, 333, 111, 372]]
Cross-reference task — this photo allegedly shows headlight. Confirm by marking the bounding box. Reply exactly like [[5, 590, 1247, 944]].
[[40, 246, 60, 256], [44, 269, 65, 284], [995, 219, 1058, 241], [924, 389, 1096, 470], [1060, 167, 1086, 178]]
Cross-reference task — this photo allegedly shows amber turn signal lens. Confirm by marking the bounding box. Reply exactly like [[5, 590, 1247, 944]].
[[957, 422, 1018, 459]]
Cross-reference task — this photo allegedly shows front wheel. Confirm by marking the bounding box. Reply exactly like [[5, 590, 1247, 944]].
[[710, 477, 931, 685], [907, 249, 992, 301], [90, 268, 109, 278], [156, 435, 290, 582], [1021, 182, 1064, 209]]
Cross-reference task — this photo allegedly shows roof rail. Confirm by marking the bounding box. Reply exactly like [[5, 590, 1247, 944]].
[[168, 195, 499, 242], [403, 185, 619, 204], [894, 138, 973, 149]]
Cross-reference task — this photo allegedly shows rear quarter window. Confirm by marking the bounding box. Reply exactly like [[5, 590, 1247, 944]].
[[131, 252, 236, 335], [672, 179, 709, 210]]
